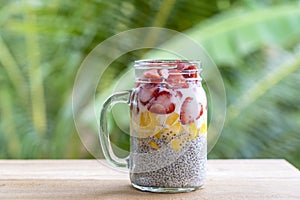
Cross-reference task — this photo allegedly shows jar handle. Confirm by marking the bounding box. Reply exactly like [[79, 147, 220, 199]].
[[99, 90, 132, 168]]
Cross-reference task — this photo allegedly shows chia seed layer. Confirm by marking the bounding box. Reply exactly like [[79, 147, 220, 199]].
[[129, 135, 206, 188]]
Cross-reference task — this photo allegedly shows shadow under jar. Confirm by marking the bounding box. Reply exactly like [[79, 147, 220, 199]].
[[100, 60, 207, 193]]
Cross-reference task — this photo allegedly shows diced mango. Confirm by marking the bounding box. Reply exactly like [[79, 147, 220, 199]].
[[140, 111, 151, 127], [139, 111, 160, 129], [170, 122, 183, 134], [200, 123, 207, 135], [161, 121, 184, 141], [131, 111, 161, 137], [149, 140, 160, 150], [188, 122, 198, 139], [166, 112, 179, 126], [170, 138, 181, 151], [154, 132, 161, 139]]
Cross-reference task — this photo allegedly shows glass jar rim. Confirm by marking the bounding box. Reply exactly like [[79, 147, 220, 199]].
[[134, 59, 202, 84], [134, 59, 201, 69]]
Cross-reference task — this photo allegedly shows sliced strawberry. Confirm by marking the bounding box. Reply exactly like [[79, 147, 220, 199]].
[[158, 68, 169, 79], [182, 65, 198, 79], [176, 60, 186, 70], [137, 84, 160, 105], [147, 91, 175, 114], [167, 69, 187, 88], [196, 103, 203, 120], [143, 69, 161, 79], [180, 97, 203, 124], [184, 65, 197, 70]]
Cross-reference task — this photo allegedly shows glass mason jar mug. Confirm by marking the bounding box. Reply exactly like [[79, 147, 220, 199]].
[[100, 60, 207, 193]]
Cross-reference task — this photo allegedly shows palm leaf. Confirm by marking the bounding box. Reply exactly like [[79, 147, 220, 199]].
[[149, 4, 300, 64]]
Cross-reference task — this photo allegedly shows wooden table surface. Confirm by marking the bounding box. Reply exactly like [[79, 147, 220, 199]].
[[0, 159, 299, 200]]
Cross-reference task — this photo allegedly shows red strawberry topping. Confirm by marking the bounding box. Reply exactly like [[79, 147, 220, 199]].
[[184, 65, 197, 70], [180, 97, 203, 124], [147, 91, 175, 114], [176, 60, 186, 70], [196, 103, 203, 119], [182, 65, 198, 79], [167, 69, 188, 88], [137, 84, 160, 105], [143, 69, 161, 79], [158, 68, 169, 79]]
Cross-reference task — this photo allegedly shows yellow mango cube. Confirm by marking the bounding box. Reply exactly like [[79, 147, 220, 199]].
[[166, 112, 179, 126], [200, 123, 207, 135], [188, 122, 198, 139], [170, 138, 181, 152], [148, 140, 160, 150]]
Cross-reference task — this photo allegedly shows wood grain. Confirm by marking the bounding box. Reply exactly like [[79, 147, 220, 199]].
[[0, 159, 299, 200]]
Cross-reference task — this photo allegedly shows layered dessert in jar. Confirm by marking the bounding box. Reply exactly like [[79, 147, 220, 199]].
[[129, 60, 207, 189]]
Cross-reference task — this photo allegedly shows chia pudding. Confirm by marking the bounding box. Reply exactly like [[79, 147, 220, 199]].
[[129, 60, 207, 190]]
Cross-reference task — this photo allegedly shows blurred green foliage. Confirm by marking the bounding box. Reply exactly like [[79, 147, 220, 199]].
[[0, 0, 299, 168]]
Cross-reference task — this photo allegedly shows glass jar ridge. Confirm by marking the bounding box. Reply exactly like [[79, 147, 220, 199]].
[[134, 60, 202, 85]]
